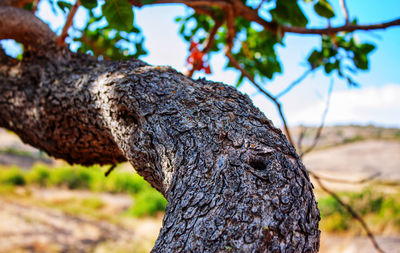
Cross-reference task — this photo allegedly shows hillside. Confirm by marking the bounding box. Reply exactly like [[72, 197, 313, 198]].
[[291, 125, 400, 151]]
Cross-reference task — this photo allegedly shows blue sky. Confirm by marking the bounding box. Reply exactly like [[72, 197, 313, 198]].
[[2, 0, 399, 128]]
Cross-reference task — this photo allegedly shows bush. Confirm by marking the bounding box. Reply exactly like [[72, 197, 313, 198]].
[[27, 165, 50, 186], [0, 168, 26, 186], [318, 187, 400, 233], [105, 172, 149, 194], [126, 190, 167, 217], [1, 164, 168, 217]]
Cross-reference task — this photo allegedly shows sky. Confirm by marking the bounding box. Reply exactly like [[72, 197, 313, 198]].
[[2, 0, 399, 128]]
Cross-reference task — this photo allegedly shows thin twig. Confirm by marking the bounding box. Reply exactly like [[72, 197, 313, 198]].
[[255, 0, 265, 11], [340, 0, 350, 25], [276, 69, 312, 99], [309, 171, 380, 184], [218, 3, 297, 145], [105, 164, 117, 177], [309, 170, 385, 253], [56, 0, 80, 46], [300, 79, 334, 157], [225, 51, 294, 146], [224, 3, 235, 50], [79, 33, 109, 59], [282, 18, 400, 35], [296, 125, 306, 153], [187, 19, 223, 77]]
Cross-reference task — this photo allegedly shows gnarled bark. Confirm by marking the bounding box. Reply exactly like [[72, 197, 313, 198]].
[[0, 5, 320, 250], [0, 46, 320, 251]]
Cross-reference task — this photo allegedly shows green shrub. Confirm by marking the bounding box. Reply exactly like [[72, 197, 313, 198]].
[[45, 166, 100, 189], [105, 172, 149, 194], [27, 165, 50, 186], [318, 187, 400, 233], [0, 168, 26, 186], [126, 190, 167, 217]]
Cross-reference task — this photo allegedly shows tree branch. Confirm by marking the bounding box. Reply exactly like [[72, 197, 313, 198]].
[[1, 48, 320, 252], [134, 0, 400, 35], [187, 18, 222, 77], [0, 6, 55, 49], [283, 18, 400, 35], [225, 51, 294, 146], [276, 69, 312, 99], [309, 170, 385, 253], [309, 171, 380, 184], [340, 0, 350, 25], [0, 0, 32, 7], [56, 0, 80, 46], [300, 79, 334, 158]]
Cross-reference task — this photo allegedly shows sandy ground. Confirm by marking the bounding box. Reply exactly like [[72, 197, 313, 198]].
[[320, 234, 400, 253], [304, 140, 400, 181], [304, 140, 400, 191], [0, 189, 162, 253]]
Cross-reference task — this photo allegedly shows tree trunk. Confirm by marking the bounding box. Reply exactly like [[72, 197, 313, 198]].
[[0, 48, 320, 252]]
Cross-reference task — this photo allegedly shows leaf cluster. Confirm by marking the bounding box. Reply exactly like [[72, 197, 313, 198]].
[[307, 33, 375, 86], [53, 0, 147, 60], [50, 0, 379, 89], [174, 0, 376, 88]]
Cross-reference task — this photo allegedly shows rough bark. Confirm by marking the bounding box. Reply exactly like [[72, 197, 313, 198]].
[[0, 45, 320, 251], [0, 6, 55, 48]]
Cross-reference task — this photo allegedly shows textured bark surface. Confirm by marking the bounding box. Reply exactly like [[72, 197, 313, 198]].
[[0, 48, 320, 252]]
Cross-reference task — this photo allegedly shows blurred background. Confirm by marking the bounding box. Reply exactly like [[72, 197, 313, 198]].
[[0, 0, 399, 252]]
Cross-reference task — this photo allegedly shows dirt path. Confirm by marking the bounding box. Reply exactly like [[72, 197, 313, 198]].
[[320, 233, 400, 253], [304, 140, 400, 191], [0, 198, 133, 253]]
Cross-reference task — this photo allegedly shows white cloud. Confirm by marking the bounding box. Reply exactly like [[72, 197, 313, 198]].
[[288, 84, 400, 127]]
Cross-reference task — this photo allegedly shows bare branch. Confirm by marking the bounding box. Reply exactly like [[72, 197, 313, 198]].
[[309, 170, 386, 253], [300, 79, 334, 157], [225, 51, 294, 146], [79, 33, 111, 59], [276, 69, 312, 99], [105, 164, 117, 177], [0, 0, 32, 7], [0, 6, 55, 49], [56, 0, 80, 46], [340, 0, 350, 25], [283, 18, 400, 34], [187, 18, 222, 77], [224, 3, 235, 51], [310, 171, 380, 184]]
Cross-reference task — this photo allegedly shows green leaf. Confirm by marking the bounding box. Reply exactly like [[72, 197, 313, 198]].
[[314, 0, 335, 19], [359, 43, 375, 54], [102, 0, 134, 32], [81, 0, 97, 9], [307, 50, 323, 69], [270, 0, 308, 27], [324, 62, 336, 74], [235, 75, 244, 88], [353, 53, 368, 70], [57, 0, 72, 13]]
